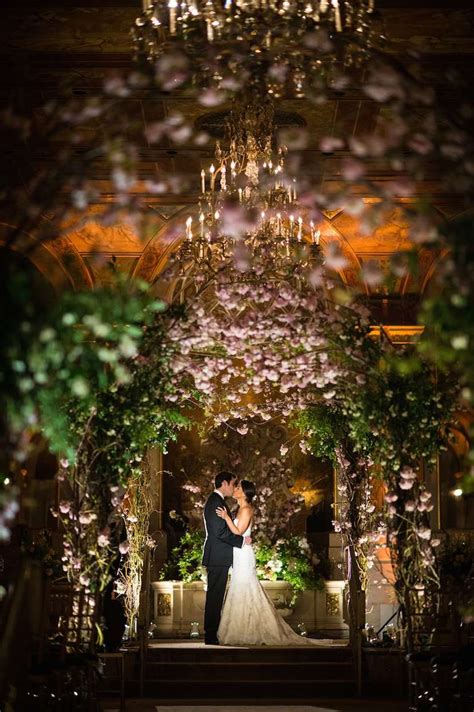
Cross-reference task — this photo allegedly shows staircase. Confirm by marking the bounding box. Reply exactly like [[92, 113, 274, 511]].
[[142, 642, 356, 703]]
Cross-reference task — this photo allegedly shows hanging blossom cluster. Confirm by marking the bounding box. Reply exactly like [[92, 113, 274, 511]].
[[249, 457, 305, 544], [165, 251, 370, 427], [183, 453, 304, 546]]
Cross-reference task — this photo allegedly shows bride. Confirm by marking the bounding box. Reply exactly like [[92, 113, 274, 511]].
[[216, 479, 322, 646]]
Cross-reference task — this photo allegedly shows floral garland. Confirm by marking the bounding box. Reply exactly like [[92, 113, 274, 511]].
[[297, 346, 458, 648], [38, 279, 189, 594]]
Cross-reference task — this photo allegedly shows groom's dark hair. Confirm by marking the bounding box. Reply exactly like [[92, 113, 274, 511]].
[[215, 471, 235, 489]]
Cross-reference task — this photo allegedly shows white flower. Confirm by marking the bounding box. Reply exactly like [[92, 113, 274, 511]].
[[416, 527, 431, 541], [79, 512, 94, 525], [404, 500, 416, 512], [79, 573, 90, 587], [451, 335, 468, 350], [114, 580, 126, 596], [431, 538, 441, 548], [268, 558, 283, 573]]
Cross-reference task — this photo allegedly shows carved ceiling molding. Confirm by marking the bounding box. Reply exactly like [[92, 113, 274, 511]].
[[0, 220, 92, 292]]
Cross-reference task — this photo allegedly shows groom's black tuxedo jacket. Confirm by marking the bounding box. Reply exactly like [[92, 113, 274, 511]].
[[202, 492, 244, 568]]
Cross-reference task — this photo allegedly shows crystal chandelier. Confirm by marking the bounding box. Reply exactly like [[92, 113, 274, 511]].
[[134, 1, 378, 96], [175, 97, 322, 277]]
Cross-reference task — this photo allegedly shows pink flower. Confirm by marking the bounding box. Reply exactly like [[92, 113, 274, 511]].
[[119, 541, 130, 555]]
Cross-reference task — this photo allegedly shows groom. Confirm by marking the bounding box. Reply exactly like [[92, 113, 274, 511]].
[[202, 471, 251, 645]]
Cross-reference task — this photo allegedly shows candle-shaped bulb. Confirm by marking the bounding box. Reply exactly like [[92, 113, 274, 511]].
[[210, 164, 216, 191], [316, 229, 321, 246], [168, 0, 178, 35], [201, 169, 206, 194], [199, 212, 205, 238], [297, 216, 303, 241], [186, 216, 192, 240]]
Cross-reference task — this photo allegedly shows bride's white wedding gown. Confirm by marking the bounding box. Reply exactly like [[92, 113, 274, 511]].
[[218, 518, 324, 646]]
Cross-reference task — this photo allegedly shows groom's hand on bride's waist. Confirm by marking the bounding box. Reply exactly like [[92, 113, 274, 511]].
[[244, 536, 252, 545]]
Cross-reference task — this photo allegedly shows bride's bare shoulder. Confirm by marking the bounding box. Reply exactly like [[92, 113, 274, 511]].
[[240, 505, 254, 516]]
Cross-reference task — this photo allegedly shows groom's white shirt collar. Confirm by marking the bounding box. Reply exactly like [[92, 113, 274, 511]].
[[214, 489, 224, 499]]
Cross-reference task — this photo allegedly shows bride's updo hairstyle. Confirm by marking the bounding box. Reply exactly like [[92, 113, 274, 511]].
[[240, 479, 256, 504]]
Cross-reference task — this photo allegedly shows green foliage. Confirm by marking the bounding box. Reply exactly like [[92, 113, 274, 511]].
[[418, 215, 474, 492], [31, 276, 166, 462], [342, 353, 456, 471], [160, 530, 325, 602], [159, 530, 206, 583], [294, 406, 352, 464], [2, 268, 170, 463], [254, 535, 325, 601]]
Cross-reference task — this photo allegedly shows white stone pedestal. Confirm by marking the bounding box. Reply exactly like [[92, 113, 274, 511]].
[[151, 579, 348, 637]]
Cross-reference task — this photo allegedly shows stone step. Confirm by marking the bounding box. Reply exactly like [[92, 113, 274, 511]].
[[145, 660, 354, 681], [142, 678, 357, 699], [146, 644, 352, 664]]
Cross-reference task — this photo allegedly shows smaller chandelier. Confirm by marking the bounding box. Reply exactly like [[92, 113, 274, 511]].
[[176, 99, 322, 276]]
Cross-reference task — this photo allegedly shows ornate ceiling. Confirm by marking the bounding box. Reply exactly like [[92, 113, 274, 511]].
[[1, 1, 473, 332]]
